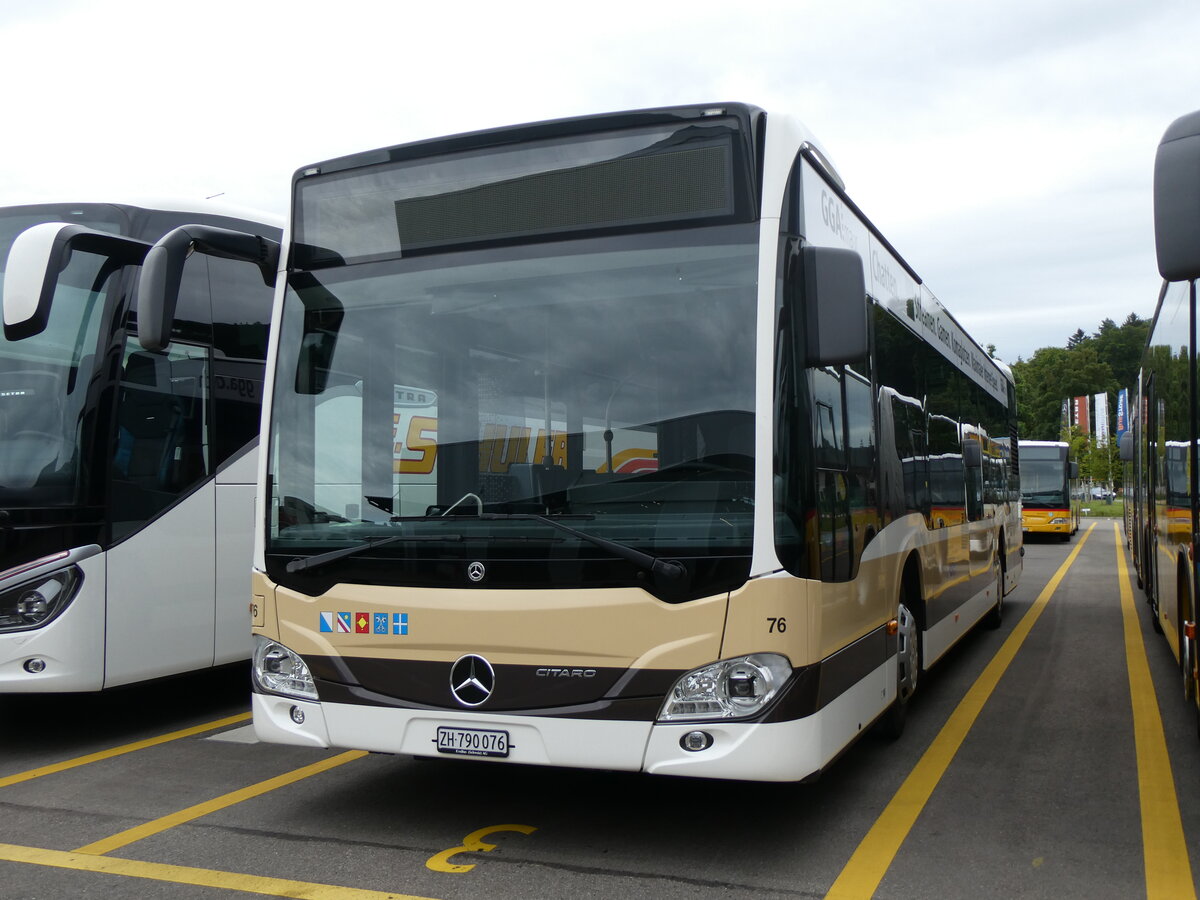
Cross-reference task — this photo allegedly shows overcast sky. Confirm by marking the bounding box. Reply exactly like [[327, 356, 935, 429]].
[[2, 0, 1197, 363]]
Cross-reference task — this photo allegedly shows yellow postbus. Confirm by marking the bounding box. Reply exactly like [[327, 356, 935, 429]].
[[1019, 440, 1080, 541]]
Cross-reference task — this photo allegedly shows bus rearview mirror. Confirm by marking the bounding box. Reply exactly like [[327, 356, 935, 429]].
[[138, 224, 280, 352], [1154, 108, 1200, 281], [1118, 432, 1133, 463], [802, 245, 867, 367], [3, 223, 148, 341]]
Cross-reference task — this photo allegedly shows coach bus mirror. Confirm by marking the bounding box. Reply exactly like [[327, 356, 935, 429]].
[[3, 223, 148, 341], [802, 245, 867, 366], [138, 224, 280, 352], [963, 440, 982, 468], [1154, 108, 1200, 280], [1118, 433, 1133, 462]]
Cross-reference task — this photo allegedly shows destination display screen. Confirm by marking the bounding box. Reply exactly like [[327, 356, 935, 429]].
[[294, 118, 750, 266]]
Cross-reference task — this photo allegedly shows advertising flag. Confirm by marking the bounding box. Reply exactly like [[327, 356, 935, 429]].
[[1073, 396, 1090, 435], [1116, 389, 1129, 440], [1095, 393, 1110, 446]]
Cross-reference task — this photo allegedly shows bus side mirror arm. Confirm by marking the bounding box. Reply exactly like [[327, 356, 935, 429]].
[[3, 223, 148, 341], [1119, 432, 1133, 462], [802, 245, 868, 367], [139, 224, 280, 352]]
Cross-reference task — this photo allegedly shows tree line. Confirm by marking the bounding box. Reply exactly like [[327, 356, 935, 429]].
[[1008, 313, 1150, 487]]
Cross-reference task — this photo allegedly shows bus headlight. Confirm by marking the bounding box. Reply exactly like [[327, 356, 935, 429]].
[[1049, 517, 1067, 524], [252, 636, 318, 701], [658, 653, 792, 721], [0, 567, 82, 633]]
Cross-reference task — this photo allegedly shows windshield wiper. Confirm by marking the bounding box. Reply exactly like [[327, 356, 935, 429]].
[[285, 532, 462, 573], [478, 513, 687, 583]]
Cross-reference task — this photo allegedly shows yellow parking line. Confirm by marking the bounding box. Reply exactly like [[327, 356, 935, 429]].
[[1114, 522, 1197, 900], [824, 522, 1096, 900], [0, 841, 436, 899], [74, 750, 368, 855], [0, 712, 251, 790]]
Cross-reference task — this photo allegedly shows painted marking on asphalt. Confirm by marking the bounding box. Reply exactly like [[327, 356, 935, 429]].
[[1114, 522, 1197, 900], [205, 723, 260, 743], [0, 712, 251, 790], [0, 841, 437, 899], [73, 750, 368, 855], [824, 522, 1097, 899], [426, 824, 538, 873]]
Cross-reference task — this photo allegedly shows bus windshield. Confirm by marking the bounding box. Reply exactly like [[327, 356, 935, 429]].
[[266, 226, 758, 594], [1019, 454, 1068, 507], [0, 232, 115, 507]]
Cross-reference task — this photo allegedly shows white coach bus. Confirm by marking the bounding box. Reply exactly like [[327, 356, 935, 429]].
[[135, 104, 1020, 780], [0, 200, 280, 691]]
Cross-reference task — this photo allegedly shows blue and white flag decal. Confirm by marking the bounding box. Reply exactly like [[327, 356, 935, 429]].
[[393, 613, 409, 635], [319, 612, 334, 633]]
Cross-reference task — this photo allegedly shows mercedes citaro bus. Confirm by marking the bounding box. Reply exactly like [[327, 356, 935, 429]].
[[128, 104, 1019, 780], [1018, 440, 1080, 540]]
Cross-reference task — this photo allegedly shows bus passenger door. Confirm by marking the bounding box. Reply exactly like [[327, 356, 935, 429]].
[[104, 341, 215, 686]]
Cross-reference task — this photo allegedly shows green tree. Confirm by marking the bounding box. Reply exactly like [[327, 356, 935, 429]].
[[1012, 346, 1113, 440], [1012, 312, 1147, 441]]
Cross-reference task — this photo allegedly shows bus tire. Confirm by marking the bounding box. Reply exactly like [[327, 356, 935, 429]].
[[879, 597, 920, 740]]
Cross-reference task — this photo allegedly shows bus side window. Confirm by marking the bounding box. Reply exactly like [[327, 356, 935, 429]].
[[208, 255, 271, 470], [111, 341, 211, 540]]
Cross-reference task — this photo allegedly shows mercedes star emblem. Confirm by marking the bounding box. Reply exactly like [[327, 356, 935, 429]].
[[467, 561, 486, 583], [450, 654, 495, 707]]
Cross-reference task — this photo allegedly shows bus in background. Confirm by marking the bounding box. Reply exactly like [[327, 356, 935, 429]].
[[0, 200, 281, 691], [1018, 440, 1080, 541], [133, 104, 1020, 781], [1123, 108, 1200, 737]]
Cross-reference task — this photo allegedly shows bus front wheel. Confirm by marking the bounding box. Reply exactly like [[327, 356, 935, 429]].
[[879, 599, 920, 740]]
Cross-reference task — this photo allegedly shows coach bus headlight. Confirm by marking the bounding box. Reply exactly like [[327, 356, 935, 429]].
[[1049, 516, 1067, 525], [252, 636, 318, 701], [658, 653, 792, 721], [0, 567, 82, 633]]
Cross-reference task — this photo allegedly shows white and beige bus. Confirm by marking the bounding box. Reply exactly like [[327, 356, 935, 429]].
[[138, 104, 1021, 780]]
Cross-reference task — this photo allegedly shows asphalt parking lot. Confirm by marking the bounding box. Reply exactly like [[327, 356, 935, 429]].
[[1, 520, 1197, 899]]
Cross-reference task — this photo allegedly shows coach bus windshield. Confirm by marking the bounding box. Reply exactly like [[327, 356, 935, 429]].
[[266, 225, 758, 597], [0, 212, 118, 508]]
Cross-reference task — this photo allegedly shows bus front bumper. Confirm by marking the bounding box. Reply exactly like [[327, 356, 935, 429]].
[[252, 691, 834, 782]]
